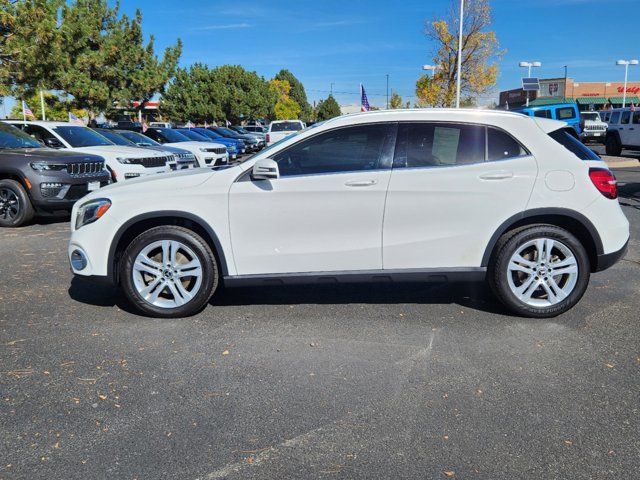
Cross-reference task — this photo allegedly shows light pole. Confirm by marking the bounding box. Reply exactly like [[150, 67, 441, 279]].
[[455, 0, 464, 108], [616, 59, 639, 107], [330, 82, 334, 96], [519, 61, 542, 107], [422, 65, 439, 75], [386, 74, 389, 109]]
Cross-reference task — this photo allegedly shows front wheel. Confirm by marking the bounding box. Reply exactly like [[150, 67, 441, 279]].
[[120, 226, 219, 318], [488, 225, 590, 318], [0, 179, 34, 227], [605, 135, 622, 156]]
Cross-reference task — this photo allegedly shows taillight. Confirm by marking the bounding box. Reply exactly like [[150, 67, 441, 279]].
[[589, 168, 617, 199], [265, 133, 270, 143]]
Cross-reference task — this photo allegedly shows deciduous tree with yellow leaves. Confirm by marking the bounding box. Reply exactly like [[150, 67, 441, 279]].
[[269, 79, 301, 120], [416, 0, 502, 108]]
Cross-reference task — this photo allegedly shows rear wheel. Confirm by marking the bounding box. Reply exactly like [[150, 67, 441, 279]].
[[120, 226, 218, 318], [488, 225, 590, 318], [0, 179, 34, 227], [605, 134, 622, 156]]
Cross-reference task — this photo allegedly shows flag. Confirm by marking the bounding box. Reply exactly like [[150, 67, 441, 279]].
[[22, 101, 35, 120], [68, 112, 84, 125], [360, 84, 370, 112], [505, 101, 509, 111], [204, 121, 209, 129], [631, 103, 636, 112], [186, 120, 194, 129], [225, 119, 231, 127], [142, 121, 149, 132]]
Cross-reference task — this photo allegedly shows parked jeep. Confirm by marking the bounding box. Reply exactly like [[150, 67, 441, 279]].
[[0, 121, 109, 227], [604, 107, 640, 157], [579, 111, 607, 143]]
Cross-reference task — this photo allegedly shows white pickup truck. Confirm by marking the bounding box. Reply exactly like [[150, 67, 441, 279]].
[[266, 120, 305, 146]]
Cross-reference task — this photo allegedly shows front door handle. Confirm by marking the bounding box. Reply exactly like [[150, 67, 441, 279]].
[[345, 179, 377, 187], [479, 171, 514, 181]]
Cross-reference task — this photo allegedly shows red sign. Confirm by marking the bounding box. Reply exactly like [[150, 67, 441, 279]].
[[617, 86, 640, 94], [581, 93, 601, 97]]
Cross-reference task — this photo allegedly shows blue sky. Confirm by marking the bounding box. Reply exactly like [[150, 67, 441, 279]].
[[4, 0, 639, 113]]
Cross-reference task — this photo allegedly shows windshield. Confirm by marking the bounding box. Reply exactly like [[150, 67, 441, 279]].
[[177, 129, 209, 141], [234, 127, 249, 134], [0, 122, 42, 149], [193, 128, 222, 141], [118, 130, 160, 146], [53, 126, 113, 147], [581, 113, 599, 121], [217, 127, 238, 136], [154, 128, 190, 143], [270, 121, 303, 132], [95, 129, 135, 146]]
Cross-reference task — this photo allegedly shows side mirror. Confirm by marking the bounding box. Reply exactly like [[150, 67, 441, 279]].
[[43, 137, 63, 149], [251, 158, 279, 180]]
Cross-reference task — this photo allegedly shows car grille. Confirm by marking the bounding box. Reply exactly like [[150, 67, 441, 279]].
[[203, 147, 227, 155], [67, 161, 105, 176], [128, 156, 170, 168], [175, 153, 195, 159], [585, 125, 606, 132]]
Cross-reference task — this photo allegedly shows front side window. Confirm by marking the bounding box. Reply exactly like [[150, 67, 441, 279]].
[[487, 128, 527, 161], [556, 107, 577, 120], [610, 112, 621, 124], [633, 112, 640, 125], [621, 111, 631, 124], [534, 110, 552, 119], [52, 126, 112, 147], [549, 127, 600, 161], [393, 122, 485, 168], [0, 122, 42, 149], [96, 129, 134, 146], [272, 123, 395, 176], [23, 125, 56, 144]]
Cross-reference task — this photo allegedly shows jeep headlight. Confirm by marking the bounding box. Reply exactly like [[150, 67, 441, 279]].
[[30, 162, 67, 171], [75, 198, 111, 230], [116, 157, 132, 164], [198, 147, 209, 152]]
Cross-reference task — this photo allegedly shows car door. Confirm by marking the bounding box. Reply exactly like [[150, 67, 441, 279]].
[[228, 123, 396, 275], [618, 110, 632, 145], [382, 122, 538, 270]]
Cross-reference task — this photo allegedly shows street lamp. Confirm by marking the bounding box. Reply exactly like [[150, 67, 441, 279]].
[[519, 61, 542, 106], [616, 59, 639, 107], [422, 65, 439, 75]]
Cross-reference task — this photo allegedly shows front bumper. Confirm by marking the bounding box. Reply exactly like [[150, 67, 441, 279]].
[[29, 173, 111, 212]]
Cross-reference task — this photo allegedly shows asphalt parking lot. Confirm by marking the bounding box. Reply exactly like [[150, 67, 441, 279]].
[[1, 164, 639, 480]]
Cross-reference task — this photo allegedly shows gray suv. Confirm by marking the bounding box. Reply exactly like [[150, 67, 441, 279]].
[[0, 121, 110, 227]]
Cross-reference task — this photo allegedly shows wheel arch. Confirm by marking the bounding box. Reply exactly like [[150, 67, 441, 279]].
[[0, 171, 32, 192], [108, 211, 229, 284], [482, 208, 603, 272]]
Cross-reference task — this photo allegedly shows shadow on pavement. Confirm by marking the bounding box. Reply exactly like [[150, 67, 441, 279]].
[[68, 276, 509, 316], [617, 169, 640, 210]]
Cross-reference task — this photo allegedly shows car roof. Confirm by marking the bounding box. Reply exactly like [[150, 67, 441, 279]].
[[7, 120, 85, 128]]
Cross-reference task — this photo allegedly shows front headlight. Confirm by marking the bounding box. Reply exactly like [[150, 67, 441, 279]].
[[116, 157, 131, 164], [198, 147, 210, 152], [75, 198, 111, 230], [31, 162, 67, 171]]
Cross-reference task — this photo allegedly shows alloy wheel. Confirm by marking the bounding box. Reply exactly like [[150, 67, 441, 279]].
[[132, 240, 203, 309], [506, 237, 579, 307], [0, 188, 19, 221]]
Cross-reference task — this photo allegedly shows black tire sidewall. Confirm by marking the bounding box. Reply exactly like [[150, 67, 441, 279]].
[[120, 226, 218, 318], [490, 225, 590, 318], [0, 179, 34, 227]]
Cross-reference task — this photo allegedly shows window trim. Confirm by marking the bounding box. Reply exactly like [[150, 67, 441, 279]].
[[391, 121, 531, 171]]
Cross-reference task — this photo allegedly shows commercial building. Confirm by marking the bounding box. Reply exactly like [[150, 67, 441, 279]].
[[499, 78, 640, 111]]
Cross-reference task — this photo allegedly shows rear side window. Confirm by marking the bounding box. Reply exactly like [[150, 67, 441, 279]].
[[487, 128, 527, 161], [634, 112, 640, 124], [534, 110, 552, 119], [549, 128, 600, 161], [394, 123, 485, 168], [621, 111, 631, 124], [610, 112, 621, 124], [556, 107, 576, 120]]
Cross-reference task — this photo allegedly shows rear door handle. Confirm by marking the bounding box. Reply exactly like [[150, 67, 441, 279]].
[[344, 179, 377, 187], [479, 171, 514, 180]]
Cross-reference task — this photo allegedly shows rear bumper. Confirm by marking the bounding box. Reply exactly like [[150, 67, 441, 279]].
[[595, 238, 628, 272]]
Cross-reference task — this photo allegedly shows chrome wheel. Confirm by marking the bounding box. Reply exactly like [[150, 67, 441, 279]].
[[132, 240, 203, 309], [506, 238, 579, 307], [0, 188, 19, 220]]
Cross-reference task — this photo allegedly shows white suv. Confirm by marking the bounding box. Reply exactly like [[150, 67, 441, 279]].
[[579, 111, 607, 143], [9, 121, 170, 181], [68, 109, 629, 319], [604, 107, 640, 156]]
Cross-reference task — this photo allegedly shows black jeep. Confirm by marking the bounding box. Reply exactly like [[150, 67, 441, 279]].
[[0, 121, 110, 227]]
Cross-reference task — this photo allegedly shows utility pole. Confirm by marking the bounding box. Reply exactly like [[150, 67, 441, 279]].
[[386, 74, 389, 109], [330, 83, 334, 96], [563, 66, 568, 103], [455, 0, 464, 108]]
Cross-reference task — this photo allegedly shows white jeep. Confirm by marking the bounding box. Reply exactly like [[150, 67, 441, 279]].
[[579, 111, 607, 143], [604, 107, 640, 156]]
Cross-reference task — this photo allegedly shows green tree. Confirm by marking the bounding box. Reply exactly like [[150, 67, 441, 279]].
[[274, 69, 311, 121], [0, 0, 64, 96], [269, 79, 301, 120], [416, 0, 502, 107], [58, 0, 181, 119], [389, 92, 403, 109], [10, 91, 86, 121], [316, 94, 341, 121]]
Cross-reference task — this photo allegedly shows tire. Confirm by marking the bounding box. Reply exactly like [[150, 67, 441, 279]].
[[120, 226, 219, 318], [488, 225, 590, 318], [605, 135, 622, 156], [0, 179, 34, 228]]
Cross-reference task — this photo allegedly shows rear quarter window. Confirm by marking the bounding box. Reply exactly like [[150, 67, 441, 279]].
[[556, 107, 577, 120], [534, 110, 552, 119], [549, 128, 600, 161]]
